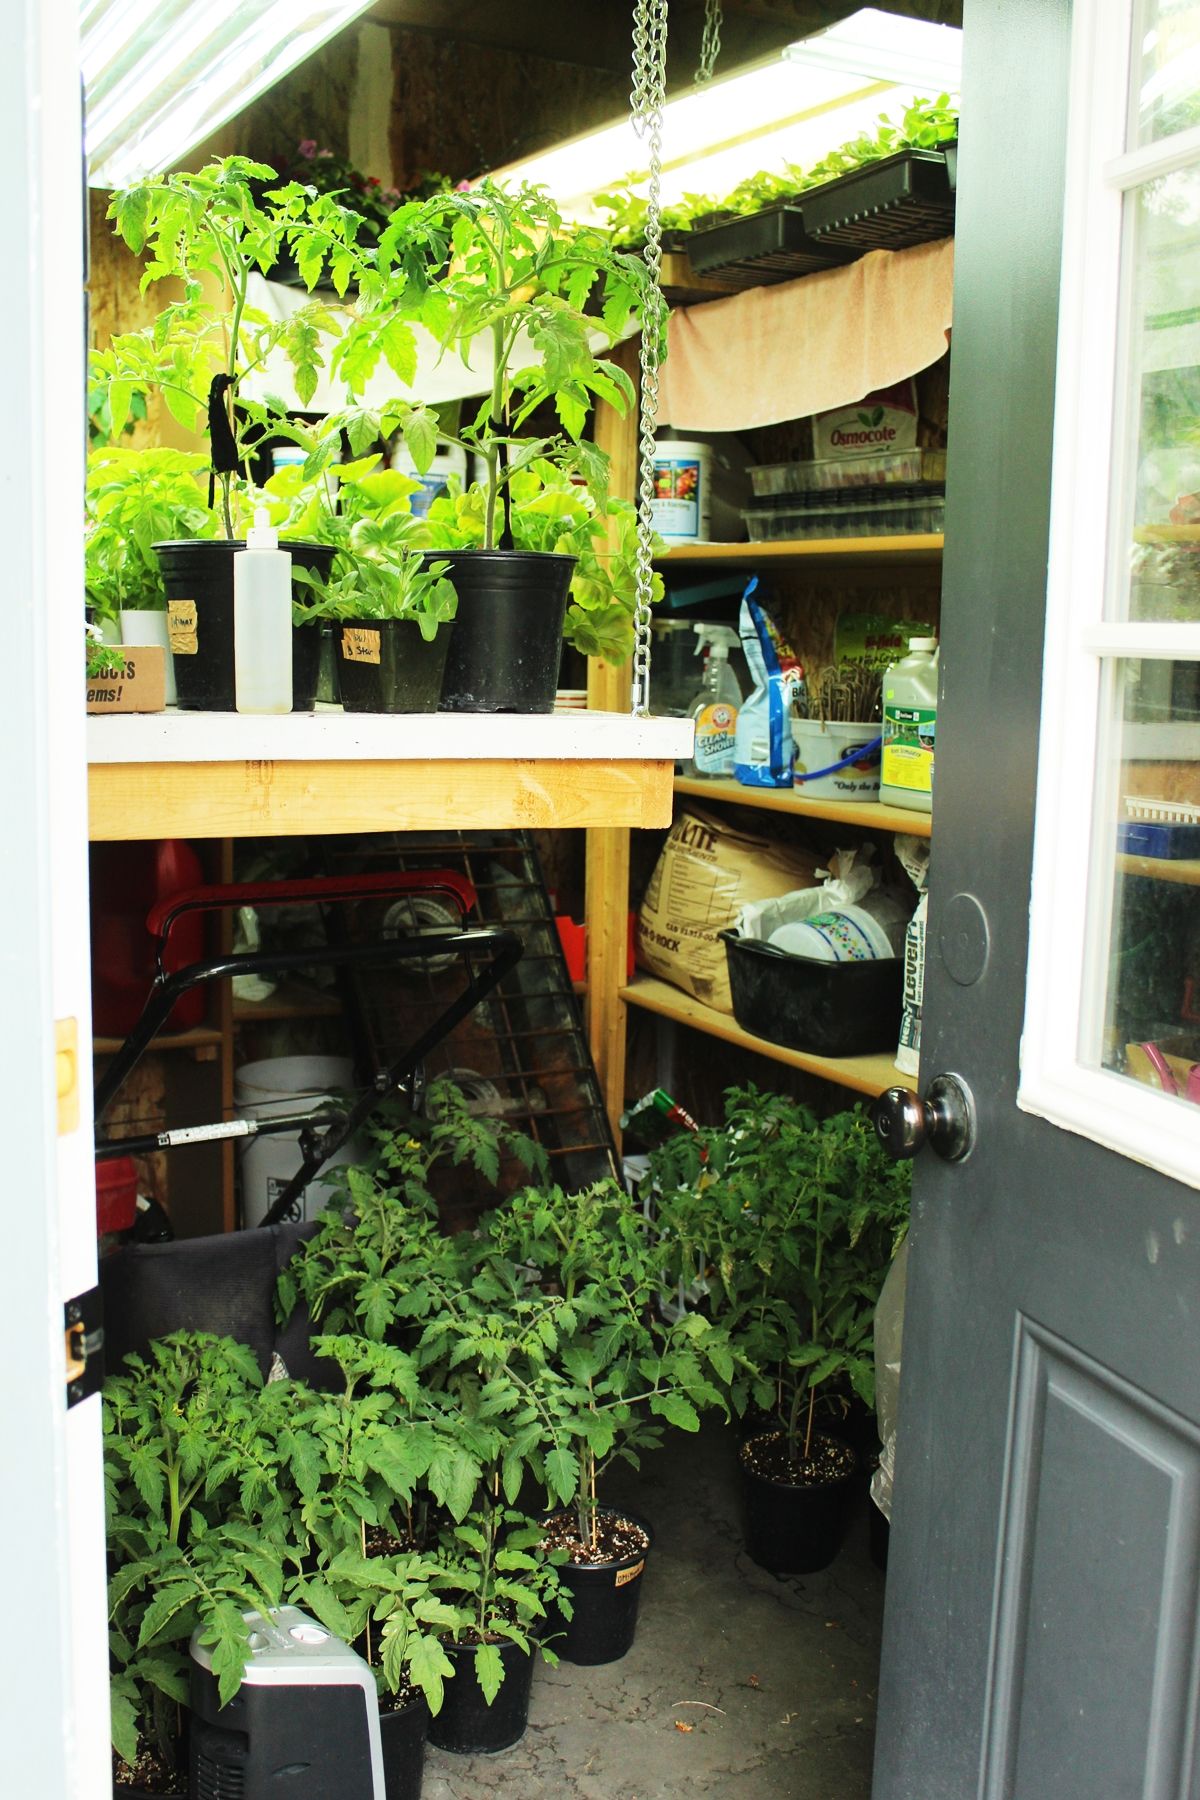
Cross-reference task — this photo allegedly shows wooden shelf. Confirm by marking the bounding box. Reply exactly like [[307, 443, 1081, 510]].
[[657, 535, 944, 570], [673, 775, 932, 837], [232, 983, 343, 1024], [92, 1024, 223, 1057], [1117, 853, 1200, 887], [87, 710, 691, 841], [621, 974, 915, 1098]]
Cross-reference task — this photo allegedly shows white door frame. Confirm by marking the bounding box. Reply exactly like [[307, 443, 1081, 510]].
[[0, 0, 110, 1792]]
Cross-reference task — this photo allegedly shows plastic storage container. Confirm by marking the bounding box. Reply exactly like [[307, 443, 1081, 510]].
[[792, 717, 881, 800], [749, 449, 946, 496], [743, 488, 945, 540], [720, 930, 903, 1055], [234, 1056, 358, 1227]]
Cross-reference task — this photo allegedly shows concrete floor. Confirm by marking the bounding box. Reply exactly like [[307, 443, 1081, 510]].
[[423, 1423, 887, 1800]]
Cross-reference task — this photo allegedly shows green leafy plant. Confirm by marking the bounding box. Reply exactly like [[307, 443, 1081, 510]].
[[293, 533, 458, 637], [92, 155, 411, 541], [85, 446, 214, 621], [272, 140, 449, 249], [648, 1087, 910, 1463], [103, 1335, 293, 1778]]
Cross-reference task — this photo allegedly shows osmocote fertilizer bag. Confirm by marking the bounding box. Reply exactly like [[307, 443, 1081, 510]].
[[733, 582, 805, 789]]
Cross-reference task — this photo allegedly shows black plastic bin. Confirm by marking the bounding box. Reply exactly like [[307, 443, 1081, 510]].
[[719, 929, 902, 1056]]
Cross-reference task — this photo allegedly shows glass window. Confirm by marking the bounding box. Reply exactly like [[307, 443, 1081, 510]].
[[1136, 0, 1200, 144], [1091, 658, 1200, 1105]]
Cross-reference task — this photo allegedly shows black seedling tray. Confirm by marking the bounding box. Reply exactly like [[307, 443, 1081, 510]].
[[686, 204, 854, 287], [802, 147, 955, 253]]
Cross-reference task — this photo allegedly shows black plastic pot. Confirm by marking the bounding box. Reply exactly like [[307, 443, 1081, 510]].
[[379, 1692, 429, 1800], [549, 1509, 654, 1667], [153, 539, 336, 712], [426, 1638, 534, 1755], [335, 618, 453, 713], [739, 1432, 858, 1575], [435, 550, 573, 714]]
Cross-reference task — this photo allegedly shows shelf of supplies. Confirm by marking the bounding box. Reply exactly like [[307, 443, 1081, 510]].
[[673, 776, 932, 837], [92, 1025, 224, 1057], [656, 535, 944, 569], [1117, 853, 1200, 887], [86, 710, 692, 841], [620, 974, 915, 1098]]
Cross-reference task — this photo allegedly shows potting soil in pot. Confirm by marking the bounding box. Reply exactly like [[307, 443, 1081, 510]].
[[739, 1430, 858, 1576], [541, 1509, 653, 1667]]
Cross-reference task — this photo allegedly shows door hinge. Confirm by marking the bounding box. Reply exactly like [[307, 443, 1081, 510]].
[[65, 1287, 104, 1407]]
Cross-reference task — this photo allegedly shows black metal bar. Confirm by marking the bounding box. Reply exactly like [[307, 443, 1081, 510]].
[[256, 927, 525, 1226], [95, 1107, 349, 1160]]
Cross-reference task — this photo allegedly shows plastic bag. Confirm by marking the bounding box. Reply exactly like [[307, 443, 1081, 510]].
[[733, 581, 805, 788], [736, 845, 913, 959], [870, 1233, 909, 1523]]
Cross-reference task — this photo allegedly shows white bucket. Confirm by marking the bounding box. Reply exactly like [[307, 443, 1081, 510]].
[[651, 440, 712, 542], [234, 1055, 357, 1228], [389, 441, 469, 518], [121, 609, 177, 707], [792, 718, 882, 801]]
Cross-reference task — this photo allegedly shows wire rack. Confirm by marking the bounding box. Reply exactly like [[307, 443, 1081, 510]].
[[317, 831, 617, 1204]]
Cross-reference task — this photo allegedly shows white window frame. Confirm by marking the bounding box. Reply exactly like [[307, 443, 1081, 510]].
[[1021, 0, 1200, 1191]]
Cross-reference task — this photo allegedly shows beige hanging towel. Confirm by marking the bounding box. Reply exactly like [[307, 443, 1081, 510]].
[[658, 236, 955, 433]]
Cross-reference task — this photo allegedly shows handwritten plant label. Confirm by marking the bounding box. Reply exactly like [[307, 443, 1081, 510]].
[[168, 599, 198, 655], [341, 627, 381, 665]]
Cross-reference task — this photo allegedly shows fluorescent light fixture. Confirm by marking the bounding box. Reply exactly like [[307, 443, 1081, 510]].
[[784, 7, 962, 93], [81, 0, 377, 189], [494, 8, 960, 224]]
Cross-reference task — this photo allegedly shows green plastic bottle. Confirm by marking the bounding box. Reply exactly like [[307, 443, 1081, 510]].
[[880, 636, 938, 813]]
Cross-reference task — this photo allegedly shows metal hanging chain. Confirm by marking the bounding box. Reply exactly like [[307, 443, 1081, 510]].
[[629, 0, 669, 717], [696, 0, 722, 84]]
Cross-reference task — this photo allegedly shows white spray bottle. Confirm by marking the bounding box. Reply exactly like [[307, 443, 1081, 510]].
[[235, 508, 293, 714], [683, 623, 742, 778]]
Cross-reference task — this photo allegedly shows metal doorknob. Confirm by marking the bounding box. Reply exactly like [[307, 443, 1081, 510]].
[[871, 1073, 976, 1163]]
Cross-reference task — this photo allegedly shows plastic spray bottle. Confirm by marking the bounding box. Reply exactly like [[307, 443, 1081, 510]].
[[234, 508, 293, 715], [683, 623, 742, 778], [880, 636, 939, 812]]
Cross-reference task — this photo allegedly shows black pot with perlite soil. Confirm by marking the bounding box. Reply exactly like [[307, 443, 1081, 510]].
[[335, 619, 453, 714], [379, 1688, 429, 1800], [434, 551, 574, 714], [154, 539, 336, 712], [541, 1508, 653, 1667], [739, 1430, 859, 1575], [426, 1637, 535, 1755]]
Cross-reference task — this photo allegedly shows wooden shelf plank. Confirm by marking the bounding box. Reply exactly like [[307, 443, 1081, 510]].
[[621, 974, 915, 1097], [656, 534, 944, 569], [673, 775, 932, 837], [92, 1026, 224, 1056], [1117, 853, 1200, 887], [87, 711, 691, 840], [233, 984, 343, 1024]]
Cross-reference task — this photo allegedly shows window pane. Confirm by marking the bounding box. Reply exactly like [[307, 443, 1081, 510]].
[[1093, 659, 1200, 1103], [1118, 167, 1200, 621], [1137, 0, 1200, 143]]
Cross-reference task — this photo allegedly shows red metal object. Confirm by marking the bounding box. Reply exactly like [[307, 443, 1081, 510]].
[[96, 1155, 138, 1234], [90, 840, 206, 1036]]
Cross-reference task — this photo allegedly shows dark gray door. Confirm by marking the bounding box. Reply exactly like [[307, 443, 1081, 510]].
[[873, 1, 1200, 1795]]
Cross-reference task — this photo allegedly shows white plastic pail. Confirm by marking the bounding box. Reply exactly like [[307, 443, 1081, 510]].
[[792, 718, 881, 800], [234, 1055, 356, 1227]]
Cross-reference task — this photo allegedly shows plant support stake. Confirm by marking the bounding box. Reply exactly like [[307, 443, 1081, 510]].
[[630, 0, 669, 717]]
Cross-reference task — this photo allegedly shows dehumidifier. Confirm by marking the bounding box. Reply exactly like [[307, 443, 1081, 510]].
[[189, 1605, 385, 1798]]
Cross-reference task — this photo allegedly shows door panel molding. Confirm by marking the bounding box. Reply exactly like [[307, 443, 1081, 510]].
[[983, 1318, 1200, 1800]]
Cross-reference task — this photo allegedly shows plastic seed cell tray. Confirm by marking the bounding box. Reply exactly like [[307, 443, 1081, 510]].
[[802, 147, 955, 253], [749, 449, 947, 497], [685, 204, 854, 287], [742, 488, 946, 540]]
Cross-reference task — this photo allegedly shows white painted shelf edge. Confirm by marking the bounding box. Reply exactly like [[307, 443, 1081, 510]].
[[87, 707, 694, 765]]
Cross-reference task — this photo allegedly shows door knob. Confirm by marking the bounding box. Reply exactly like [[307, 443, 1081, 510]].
[[871, 1073, 976, 1163]]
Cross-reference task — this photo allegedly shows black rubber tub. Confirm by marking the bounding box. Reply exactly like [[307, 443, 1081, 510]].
[[154, 538, 336, 712], [434, 550, 573, 714], [720, 929, 903, 1056]]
